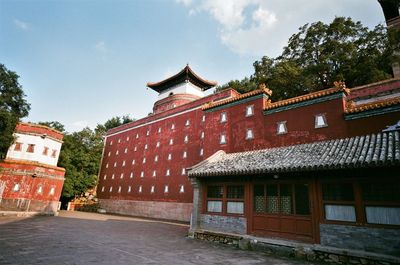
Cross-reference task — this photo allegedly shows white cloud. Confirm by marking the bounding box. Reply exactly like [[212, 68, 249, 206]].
[[94, 41, 107, 54], [176, 0, 383, 57], [176, 0, 278, 55], [14, 19, 29, 31], [175, 0, 193, 6]]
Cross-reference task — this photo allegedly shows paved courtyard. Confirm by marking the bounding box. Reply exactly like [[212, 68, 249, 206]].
[[0, 211, 319, 265]]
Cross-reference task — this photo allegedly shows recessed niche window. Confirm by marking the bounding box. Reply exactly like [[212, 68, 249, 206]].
[[109, 186, 113, 192], [132, 159, 135, 165], [134, 146, 137, 152], [122, 160, 126, 167], [106, 163, 109, 168], [27, 144, 35, 153], [51, 150, 57, 158], [246, 105, 254, 116], [140, 171, 144, 178], [150, 186, 155, 193], [185, 119, 190, 126], [156, 141, 160, 148], [202, 115, 206, 122], [246, 129, 254, 140], [118, 139, 121, 143], [13, 183, 20, 192], [220, 134, 227, 144], [142, 157, 146, 164], [128, 186, 132, 193], [277, 121, 287, 135], [118, 186, 122, 193], [154, 155, 159, 162], [181, 168, 186, 175], [200, 148, 204, 156], [114, 162, 117, 167], [120, 173, 124, 179], [116, 150, 119, 155], [171, 124, 175, 130], [126, 136, 130, 141], [42, 147, 49, 156], [138, 186, 142, 193], [164, 185, 169, 193], [201, 131, 205, 139], [144, 144, 148, 150], [124, 148, 128, 154], [322, 183, 356, 222], [101, 186, 105, 192], [158, 127, 161, 133], [112, 174, 115, 179], [108, 151, 111, 157], [146, 130, 150, 136], [220, 112, 227, 123], [37, 185, 43, 194], [110, 140, 113, 146], [49, 187, 55, 195], [184, 135, 189, 143], [136, 133, 139, 139], [104, 175, 107, 180], [315, 114, 328, 128], [183, 151, 187, 158], [166, 169, 170, 176], [152, 170, 156, 177], [14, 142, 22, 151], [169, 139, 174, 145], [180, 185, 185, 193], [168, 153, 172, 160], [130, 172, 133, 178]]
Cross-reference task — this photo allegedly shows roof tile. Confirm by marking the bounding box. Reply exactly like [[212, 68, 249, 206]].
[[188, 131, 400, 177]]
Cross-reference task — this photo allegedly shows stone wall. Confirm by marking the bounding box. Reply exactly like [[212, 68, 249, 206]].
[[320, 223, 400, 256], [200, 214, 246, 234], [99, 199, 192, 222]]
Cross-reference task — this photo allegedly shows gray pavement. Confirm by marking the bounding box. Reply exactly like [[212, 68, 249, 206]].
[[0, 211, 319, 265]]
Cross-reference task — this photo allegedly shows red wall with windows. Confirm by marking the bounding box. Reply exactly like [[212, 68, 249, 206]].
[[0, 161, 65, 208], [97, 86, 400, 206]]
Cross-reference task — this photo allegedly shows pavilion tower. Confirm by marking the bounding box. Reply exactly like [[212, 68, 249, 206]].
[[147, 65, 217, 114]]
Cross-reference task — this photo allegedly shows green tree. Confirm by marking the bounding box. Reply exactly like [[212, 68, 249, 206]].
[[95, 115, 135, 135], [38, 121, 65, 132], [0, 64, 30, 158], [218, 17, 397, 101], [59, 127, 103, 202]]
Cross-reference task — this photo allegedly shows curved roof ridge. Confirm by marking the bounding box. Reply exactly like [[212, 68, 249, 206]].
[[147, 65, 217, 92]]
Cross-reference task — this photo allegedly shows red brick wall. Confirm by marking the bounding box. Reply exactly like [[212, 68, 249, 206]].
[[0, 160, 65, 211], [97, 86, 400, 217]]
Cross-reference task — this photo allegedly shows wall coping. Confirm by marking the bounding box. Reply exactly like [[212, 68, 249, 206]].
[[190, 229, 400, 264]]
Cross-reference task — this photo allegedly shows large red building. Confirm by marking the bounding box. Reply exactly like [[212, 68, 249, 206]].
[[97, 65, 400, 224], [0, 123, 65, 215]]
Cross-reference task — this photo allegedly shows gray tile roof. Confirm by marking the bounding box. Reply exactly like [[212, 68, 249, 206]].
[[188, 131, 400, 177]]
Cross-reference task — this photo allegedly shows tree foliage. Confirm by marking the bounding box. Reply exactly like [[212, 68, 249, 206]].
[[58, 128, 103, 201], [95, 115, 135, 135], [218, 17, 398, 101], [0, 64, 30, 158], [38, 121, 65, 132]]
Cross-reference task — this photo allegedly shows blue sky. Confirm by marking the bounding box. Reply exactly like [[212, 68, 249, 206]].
[[0, 0, 386, 132]]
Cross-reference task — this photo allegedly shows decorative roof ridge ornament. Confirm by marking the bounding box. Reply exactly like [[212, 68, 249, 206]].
[[202, 86, 272, 110], [147, 65, 217, 93], [264, 83, 350, 111], [345, 96, 400, 114]]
